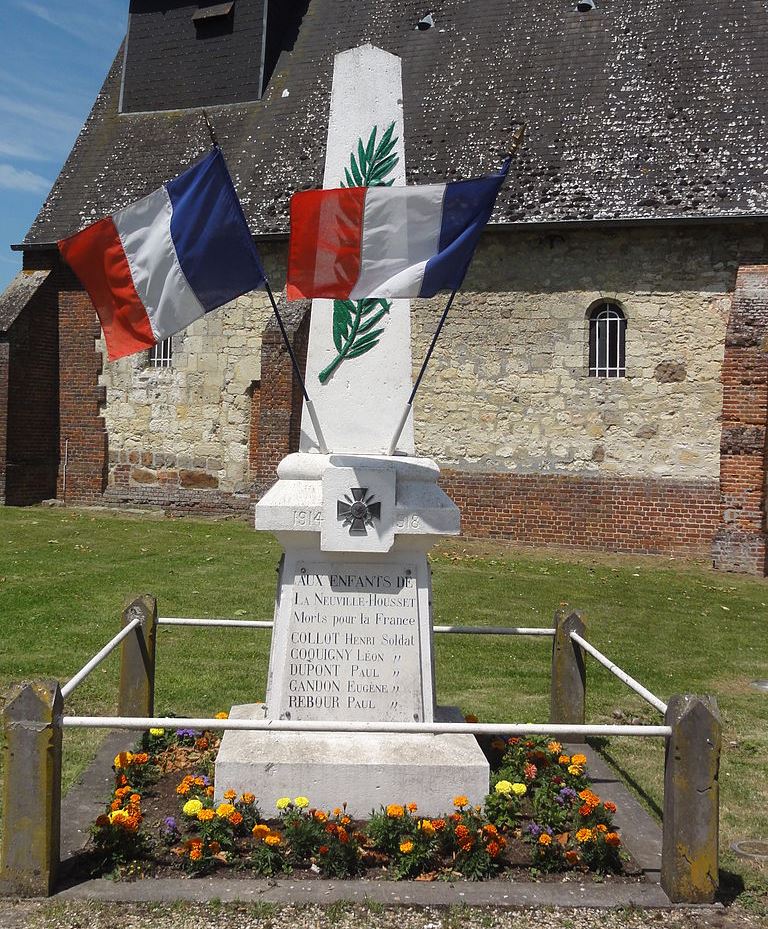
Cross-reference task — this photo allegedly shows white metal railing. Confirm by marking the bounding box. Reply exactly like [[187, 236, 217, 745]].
[[60, 617, 142, 699], [61, 715, 671, 738], [569, 630, 668, 715], [157, 616, 555, 636]]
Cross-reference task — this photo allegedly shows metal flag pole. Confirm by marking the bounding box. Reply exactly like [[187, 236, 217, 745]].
[[263, 278, 329, 454], [387, 288, 458, 455]]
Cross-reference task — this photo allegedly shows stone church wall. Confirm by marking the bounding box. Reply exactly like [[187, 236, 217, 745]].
[[95, 224, 767, 557]]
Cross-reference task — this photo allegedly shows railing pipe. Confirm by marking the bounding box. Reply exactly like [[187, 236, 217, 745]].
[[159, 617, 274, 629], [60, 618, 142, 699], [158, 617, 554, 636], [569, 630, 668, 714], [61, 715, 671, 738]]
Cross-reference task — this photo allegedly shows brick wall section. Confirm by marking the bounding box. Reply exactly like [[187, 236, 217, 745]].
[[0, 342, 8, 504], [712, 265, 768, 574], [248, 380, 262, 478], [255, 299, 310, 493], [4, 276, 59, 504], [36, 255, 108, 504], [441, 471, 721, 556]]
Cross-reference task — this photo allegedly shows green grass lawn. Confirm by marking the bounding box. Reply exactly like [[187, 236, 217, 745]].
[[1, 506, 767, 908]]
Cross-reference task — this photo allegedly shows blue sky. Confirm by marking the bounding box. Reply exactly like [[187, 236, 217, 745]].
[[0, 0, 127, 291]]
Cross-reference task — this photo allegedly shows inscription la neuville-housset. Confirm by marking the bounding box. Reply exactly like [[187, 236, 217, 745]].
[[279, 564, 422, 721]]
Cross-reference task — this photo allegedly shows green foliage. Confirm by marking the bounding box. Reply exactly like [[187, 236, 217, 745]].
[[341, 122, 398, 189]]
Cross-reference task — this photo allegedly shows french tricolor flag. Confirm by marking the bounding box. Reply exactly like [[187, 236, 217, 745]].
[[59, 148, 265, 361], [286, 159, 509, 301]]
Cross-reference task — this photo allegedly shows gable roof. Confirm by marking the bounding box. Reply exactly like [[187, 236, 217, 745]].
[[22, 0, 768, 248], [0, 271, 51, 333]]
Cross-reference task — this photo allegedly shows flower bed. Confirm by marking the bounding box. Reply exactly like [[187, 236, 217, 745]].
[[80, 717, 640, 883]]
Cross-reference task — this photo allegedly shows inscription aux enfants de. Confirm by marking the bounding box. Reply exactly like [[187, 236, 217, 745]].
[[278, 564, 423, 720]]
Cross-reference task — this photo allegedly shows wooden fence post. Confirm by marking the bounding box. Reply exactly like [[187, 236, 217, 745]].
[[661, 694, 721, 903], [0, 680, 62, 896], [549, 608, 586, 740], [118, 595, 158, 718]]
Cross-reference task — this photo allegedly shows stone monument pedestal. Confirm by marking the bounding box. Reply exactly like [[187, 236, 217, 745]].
[[215, 704, 488, 815], [213, 452, 490, 813]]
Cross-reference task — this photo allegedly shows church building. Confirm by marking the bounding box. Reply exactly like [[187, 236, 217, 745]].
[[1, 0, 767, 575]]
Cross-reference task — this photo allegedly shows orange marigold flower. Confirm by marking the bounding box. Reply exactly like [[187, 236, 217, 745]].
[[399, 840, 414, 854], [197, 808, 215, 822], [487, 840, 501, 858], [547, 741, 562, 754], [604, 801, 617, 814], [129, 793, 141, 804], [458, 838, 474, 852], [386, 804, 404, 818], [453, 795, 468, 808], [195, 738, 209, 751], [314, 810, 327, 822], [318, 845, 330, 855], [189, 847, 202, 861], [187, 838, 203, 849], [252, 824, 270, 839], [432, 819, 446, 831], [241, 793, 256, 805], [559, 755, 571, 765], [482, 824, 498, 836], [407, 802, 418, 813], [325, 823, 337, 835], [176, 783, 191, 796], [596, 823, 608, 833], [449, 812, 462, 824], [115, 786, 131, 798], [455, 824, 470, 840], [579, 804, 594, 817], [579, 789, 599, 802], [133, 753, 149, 764], [206, 786, 214, 798], [571, 753, 587, 766], [215, 711, 229, 719], [575, 828, 595, 843], [332, 807, 342, 817], [110, 799, 122, 812], [338, 827, 349, 844], [565, 850, 580, 864], [194, 777, 206, 787], [228, 812, 243, 827], [605, 832, 621, 847], [264, 833, 281, 846], [538, 834, 552, 846], [224, 789, 237, 800]]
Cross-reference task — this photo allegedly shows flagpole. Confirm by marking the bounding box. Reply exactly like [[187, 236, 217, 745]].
[[263, 278, 329, 455], [387, 288, 459, 456]]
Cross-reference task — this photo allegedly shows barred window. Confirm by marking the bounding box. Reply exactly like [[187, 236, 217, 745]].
[[148, 338, 173, 368], [588, 303, 626, 378]]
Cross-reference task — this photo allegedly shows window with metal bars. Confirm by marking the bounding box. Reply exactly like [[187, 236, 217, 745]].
[[588, 303, 626, 378], [148, 338, 173, 368]]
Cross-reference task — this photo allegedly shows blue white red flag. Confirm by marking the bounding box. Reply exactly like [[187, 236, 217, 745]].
[[286, 159, 510, 301], [59, 148, 264, 361]]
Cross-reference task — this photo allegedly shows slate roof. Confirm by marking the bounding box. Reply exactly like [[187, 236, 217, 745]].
[[0, 271, 50, 332], [22, 0, 768, 247]]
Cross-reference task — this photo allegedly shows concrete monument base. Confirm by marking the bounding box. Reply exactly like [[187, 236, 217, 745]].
[[215, 704, 489, 817]]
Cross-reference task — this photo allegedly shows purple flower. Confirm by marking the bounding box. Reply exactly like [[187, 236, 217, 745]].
[[559, 787, 578, 802], [175, 727, 198, 739], [160, 816, 178, 836], [526, 822, 543, 837]]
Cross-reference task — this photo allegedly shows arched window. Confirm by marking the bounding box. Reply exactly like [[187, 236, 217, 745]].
[[588, 303, 626, 378], [148, 338, 173, 368]]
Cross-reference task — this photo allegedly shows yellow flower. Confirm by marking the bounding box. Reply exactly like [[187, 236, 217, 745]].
[[511, 783, 527, 797], [149, 728, 165, 737], [538, 833, 552, 846], [453, 795, 468, 808], [386, 804, 404, 818], [252, 824, 270, 839], [418, 819, 435, 835], [571, 753, 587, 766], [293, 796, 309, 809], [568, 764, 584, 776], [495, 780, 513, 796], [108, 809, 130, 825], [223, 789, 237, 800], [216, 803, 235, 819], [113, 751, 133, 769], [399, 840, 414, 854], [264, 833, 281, 846], [215, 711, 229, 719], [276, 797, 291, 810], [183, 799, 203, 817], [576, 828, 595, 843], [197, 808, 215, 822]]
